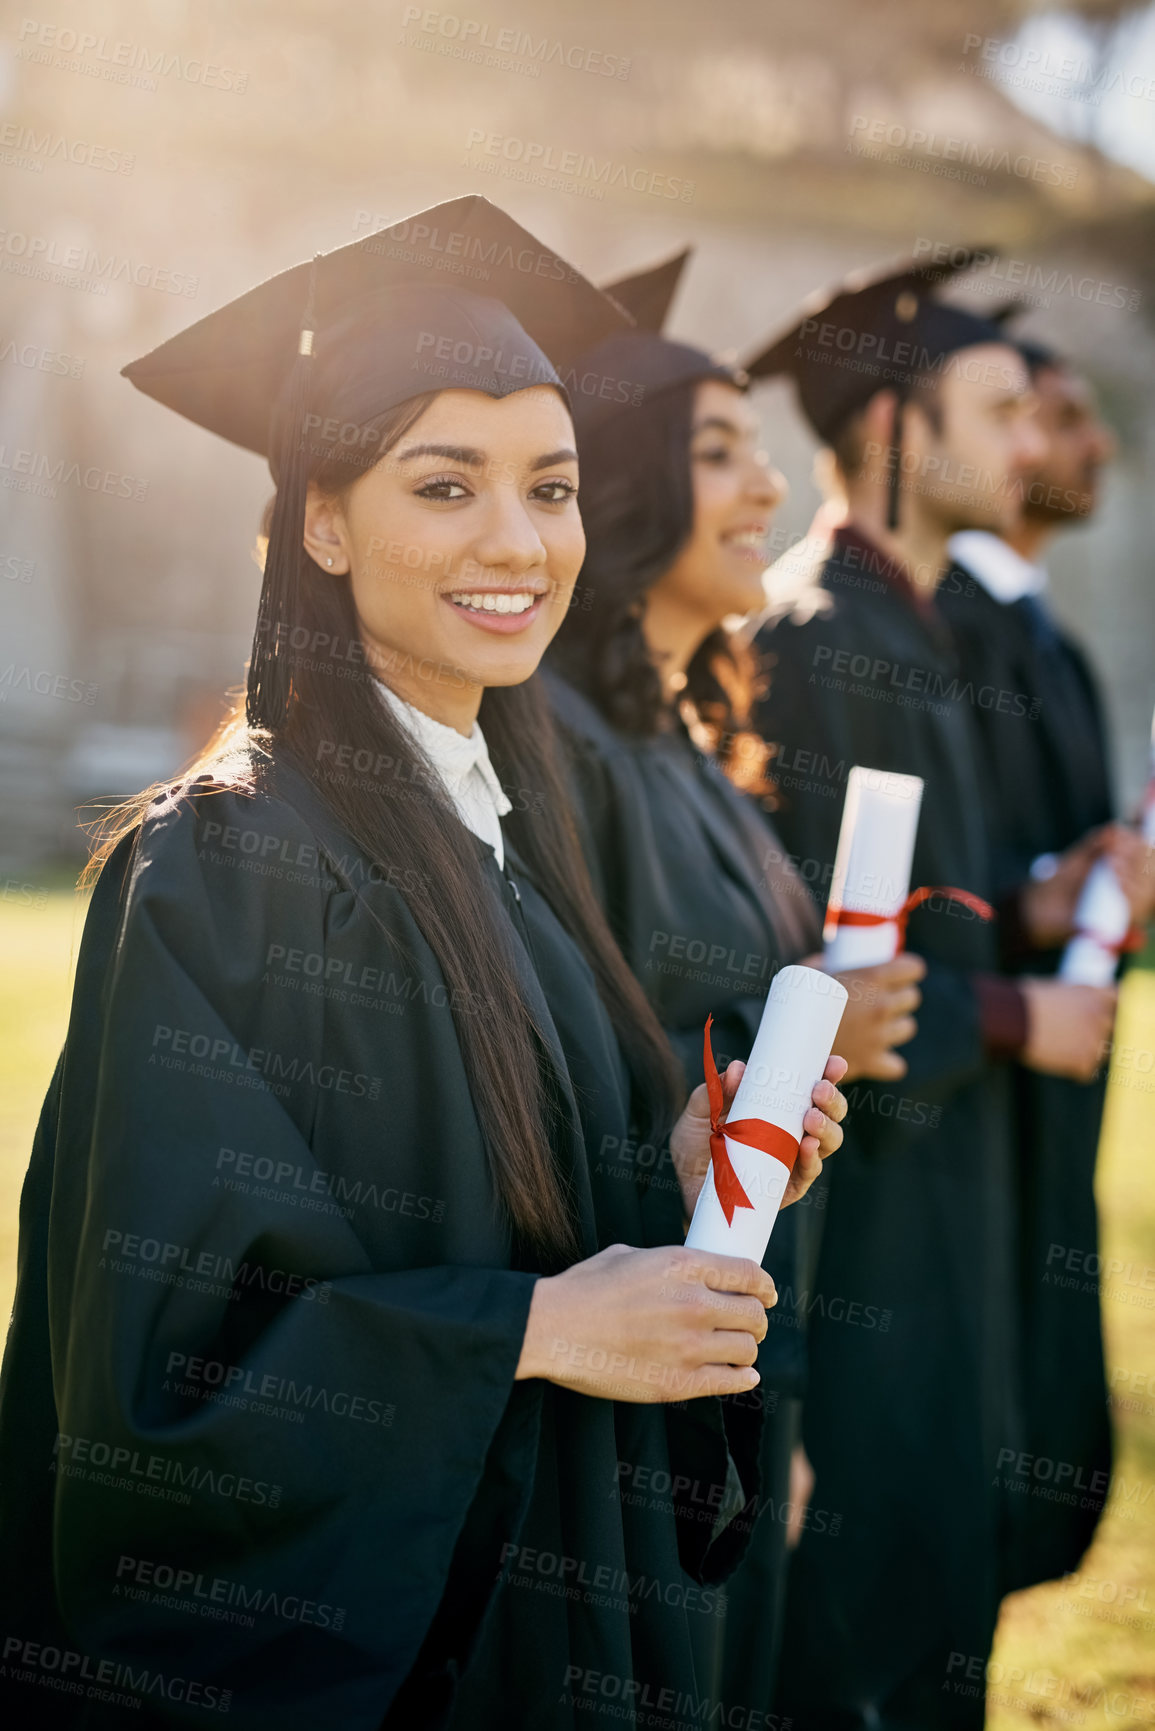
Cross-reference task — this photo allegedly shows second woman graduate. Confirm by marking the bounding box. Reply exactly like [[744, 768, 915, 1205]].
[[545, 252, 922, 1714], [0, 199, 847, 1731]]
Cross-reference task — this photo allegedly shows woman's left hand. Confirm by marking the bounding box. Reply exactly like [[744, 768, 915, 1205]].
[[670, 1055, 849, 1219]]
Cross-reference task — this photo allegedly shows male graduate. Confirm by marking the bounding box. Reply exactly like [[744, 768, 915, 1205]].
[[743, 257, 1118, 1729], [940, 328, 1155, 1589]]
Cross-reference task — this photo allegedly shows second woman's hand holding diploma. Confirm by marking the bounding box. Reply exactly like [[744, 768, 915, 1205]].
[[515, 1062, 847, 1404]]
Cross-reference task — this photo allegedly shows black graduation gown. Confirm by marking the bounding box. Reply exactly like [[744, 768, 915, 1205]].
[[0, 755, 764, 1731], [545, 671, 822, 1714], [750, 545, 1022, 1728], [939, 565, 1114, 1585]]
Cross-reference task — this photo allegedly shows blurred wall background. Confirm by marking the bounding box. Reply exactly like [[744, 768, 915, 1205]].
[[1, 0, 1153, 870]]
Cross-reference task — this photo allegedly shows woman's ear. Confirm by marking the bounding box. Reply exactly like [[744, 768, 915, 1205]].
[[302, 483, 351, 574]]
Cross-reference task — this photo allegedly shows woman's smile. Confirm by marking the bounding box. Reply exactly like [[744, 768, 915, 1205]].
[[720, 522, 772, 565], [443, 583, 549, 631]]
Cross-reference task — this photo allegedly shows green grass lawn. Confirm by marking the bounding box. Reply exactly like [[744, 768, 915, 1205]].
[[0, 884, 91, 1305], [1, 889, 1153, 1720]]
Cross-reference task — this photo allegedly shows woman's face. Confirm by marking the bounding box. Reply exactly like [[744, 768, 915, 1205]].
[[649, 379, 786, 628], [303, 386, 583, 730]]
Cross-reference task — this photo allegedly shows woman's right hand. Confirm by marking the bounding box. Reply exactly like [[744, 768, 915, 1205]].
[[823, 953, 926, 1081], [515, 1242, 775, 1404]]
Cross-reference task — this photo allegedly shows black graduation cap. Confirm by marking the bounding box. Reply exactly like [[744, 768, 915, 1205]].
[[564, 247, 743, 439], [744, 250, 1008, 526], [603, 248, 692, 332], [988, 300, 1062, 377], [121, 195, 631, 730]]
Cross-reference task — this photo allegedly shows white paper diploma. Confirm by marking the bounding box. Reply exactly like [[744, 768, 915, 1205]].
[[1058, 702, 1153, 984], [1059, 859, 1131, 987], [822, 767, 925, 971], [1143, 704, 1155, 848], [685, 965, 848, 1263]]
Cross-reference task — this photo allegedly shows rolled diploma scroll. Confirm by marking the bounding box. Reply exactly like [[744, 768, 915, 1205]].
[[1059, 858, 1132, 986], [822, 767, 925, 971], [685, 965, 848, 1263], [1058, 703, 1154, 985]]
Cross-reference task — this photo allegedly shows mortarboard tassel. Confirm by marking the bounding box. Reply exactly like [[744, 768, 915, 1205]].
[[247, 254, 323, 732], [886, 394, 904, 532]]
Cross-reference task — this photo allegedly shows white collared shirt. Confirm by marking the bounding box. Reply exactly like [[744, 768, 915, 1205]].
[[375, 680, 512, 867], [948, 530, 1048, 604]]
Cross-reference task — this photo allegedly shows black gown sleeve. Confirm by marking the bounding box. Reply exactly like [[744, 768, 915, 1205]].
[[39, 787, 547, 1729]]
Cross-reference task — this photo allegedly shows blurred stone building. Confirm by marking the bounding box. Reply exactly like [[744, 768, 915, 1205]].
[[1, 0, 1152, 868]]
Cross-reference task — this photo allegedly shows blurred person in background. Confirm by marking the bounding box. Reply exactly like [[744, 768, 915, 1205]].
[[941, 327, 1155, 1591], [545, 252, 925, 1715], [745, 256, 1118, 1729]]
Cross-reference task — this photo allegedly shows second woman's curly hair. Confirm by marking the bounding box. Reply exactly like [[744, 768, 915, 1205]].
[[548, 377, 772, 792]]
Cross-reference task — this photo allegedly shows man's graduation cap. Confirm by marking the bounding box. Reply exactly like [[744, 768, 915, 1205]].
[[121, 195, 631, 729], [565, 248, 743, 438], [744, 250, 1010, 526], [989, 300, 1062, 377]]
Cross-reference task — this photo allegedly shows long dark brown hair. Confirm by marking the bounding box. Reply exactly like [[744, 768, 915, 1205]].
[[547, 377, 772, 792], [87, 394, 683, 1268]]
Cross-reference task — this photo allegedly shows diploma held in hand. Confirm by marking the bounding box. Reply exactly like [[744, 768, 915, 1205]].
[[1061, 699, 1154, 985], [822, 767, 925, 970], [685, 965, 848, 1263], [1059, 860, 1136, 986]]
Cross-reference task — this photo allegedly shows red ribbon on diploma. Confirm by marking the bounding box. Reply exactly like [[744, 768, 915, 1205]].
[[1075, 924, 1145, 957], [824, 884, 995, 950], [703, 1013, 800, 1228]]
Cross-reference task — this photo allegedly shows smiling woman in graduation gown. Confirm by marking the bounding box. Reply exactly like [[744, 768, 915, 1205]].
[[0, 199, 849, 1731], [544, 258, 914, 1717]]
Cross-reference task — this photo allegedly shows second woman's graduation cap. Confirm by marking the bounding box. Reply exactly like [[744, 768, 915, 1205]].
[[566, 247, 744, 438], [120, 195, 633, 728], [743, 249, 1010, 526], [603, 248, 693, 332]]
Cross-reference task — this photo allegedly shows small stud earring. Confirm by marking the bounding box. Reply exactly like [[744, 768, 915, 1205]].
[[326, 556, 333, 567]]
